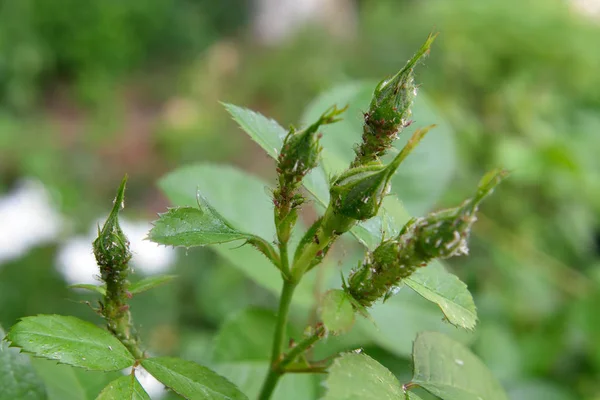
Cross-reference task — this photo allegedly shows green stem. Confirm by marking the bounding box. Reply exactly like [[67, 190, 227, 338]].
[[258, 280, 297, 400], [279, 241, 290, 277], [291, 206, 354, 281]]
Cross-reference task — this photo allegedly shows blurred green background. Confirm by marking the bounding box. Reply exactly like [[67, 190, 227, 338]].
[[1, 0, 599, 399]]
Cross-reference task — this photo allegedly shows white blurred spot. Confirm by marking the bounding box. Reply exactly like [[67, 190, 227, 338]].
[[572, 0, 600, 17], [253, 0, 357, 43], [0, 179, 63, 265], [55, 237, 99, 285]]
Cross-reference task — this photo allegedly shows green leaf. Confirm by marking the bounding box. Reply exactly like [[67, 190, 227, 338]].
[[30, 359, 87, 400], [158, 164, 275, 240], [405, 262, 477, 330], [7, 315, 136, 371], [96, 375, 150, 400], [222, 103, 287, 159], [359, 289, 473, 358], [149, 200, 251, 247], [410, 331, 508, 400], [128, 275, 177, 295], [158, 164, 317, 307], [323, 352, 403, 400], [302, 82, 456, 215], [210, 309, 318, 400], [0, 326, 47, 400], [320, 290, 355, 334], [141, 357, 248, 400], [68, 284, 106, 296]]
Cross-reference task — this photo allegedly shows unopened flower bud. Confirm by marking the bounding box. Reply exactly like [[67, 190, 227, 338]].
[[278, 105, 346, 185], [413, 169, 506, 259], [330, 126, 433, 228], [275, 106, 346, 243], [353, 33, 437, 167], [93, 176, 131, 277], [345, 169, 506, 307]]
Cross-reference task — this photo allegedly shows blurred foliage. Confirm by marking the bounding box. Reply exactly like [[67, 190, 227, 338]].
[[1, 0, 599, 399]]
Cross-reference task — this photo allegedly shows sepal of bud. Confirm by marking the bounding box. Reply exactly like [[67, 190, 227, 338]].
[[93, 176, 131, 273]]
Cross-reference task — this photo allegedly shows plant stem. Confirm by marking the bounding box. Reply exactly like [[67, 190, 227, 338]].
[[279, 241, 290, 277], [291, 206, 351, 281], [259, 279, 297, 400]]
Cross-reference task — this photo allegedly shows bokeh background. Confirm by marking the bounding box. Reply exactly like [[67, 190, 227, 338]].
[[1, 0, 600, 399]]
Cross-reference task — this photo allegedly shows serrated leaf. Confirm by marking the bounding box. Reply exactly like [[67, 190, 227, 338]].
[[158, 164, 275, 240], [405, 262, 477, 330], [149, 203, 250, 247], [141, 357, 248, 400], [320, 290, 355, 334], [158, 164, 318, 307], [128, 275, 177, 295], [0, 325, 47, 400], [96, 375, 150, 400], [7, 315, 135, 371], [323, 352, 403, 400], [410, 331, 508, 400], [68, 284, 106, 296], [223, 103, 287, 159]]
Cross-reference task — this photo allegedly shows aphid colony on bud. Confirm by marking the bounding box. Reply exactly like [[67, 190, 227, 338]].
[[92, 176, 144, 359], [345, 170, 506, 308], [273, 106, 346, 245], [352, 33, 437, 167]]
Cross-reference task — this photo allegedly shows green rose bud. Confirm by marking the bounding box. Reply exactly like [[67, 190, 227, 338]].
[[330, 126, 434, 227], [274, 106, 346, 244], [345, 169, 506, 308], [93, 176, 131, 276], [277, 105, 346, 184], [353, 33, 437, 167], [411, 169, 507, 260]]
